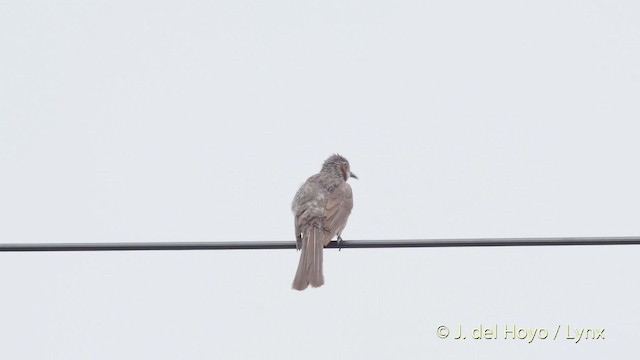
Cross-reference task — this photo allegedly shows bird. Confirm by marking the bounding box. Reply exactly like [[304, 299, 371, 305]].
[[291, 154, 357, 290]]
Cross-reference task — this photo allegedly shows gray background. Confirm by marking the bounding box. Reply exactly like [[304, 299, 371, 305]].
[[1, 0, 639, 358]]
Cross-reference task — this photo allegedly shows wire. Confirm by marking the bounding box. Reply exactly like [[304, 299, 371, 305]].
[[1, 236, 639, 252]]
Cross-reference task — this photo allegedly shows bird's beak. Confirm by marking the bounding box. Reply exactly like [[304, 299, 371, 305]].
[[350, 172, 358, 179]]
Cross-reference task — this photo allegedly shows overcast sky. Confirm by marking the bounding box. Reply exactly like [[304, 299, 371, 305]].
[[1, 1, 639, 358]]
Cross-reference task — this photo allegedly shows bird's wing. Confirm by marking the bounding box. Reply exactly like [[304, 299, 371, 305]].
[[322, 182, 353, 246], [293, 178, 328, 244]]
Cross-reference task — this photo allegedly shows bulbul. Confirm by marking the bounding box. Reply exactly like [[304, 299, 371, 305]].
[[291, 154, 357, 290]]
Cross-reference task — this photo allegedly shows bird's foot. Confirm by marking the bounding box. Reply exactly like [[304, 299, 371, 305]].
[[337, 235, 343, 251]]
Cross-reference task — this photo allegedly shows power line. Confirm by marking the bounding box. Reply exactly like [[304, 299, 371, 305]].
[[1, 236, 639, 252]]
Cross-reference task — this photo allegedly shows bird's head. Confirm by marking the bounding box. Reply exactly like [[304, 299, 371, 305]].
[[322, 154, 358, 181]]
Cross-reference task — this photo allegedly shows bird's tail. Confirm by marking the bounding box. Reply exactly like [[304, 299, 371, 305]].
[[292, 226, 324, 291]]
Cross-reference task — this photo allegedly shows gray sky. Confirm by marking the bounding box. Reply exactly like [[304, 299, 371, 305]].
[[1, 0, 639, 358]]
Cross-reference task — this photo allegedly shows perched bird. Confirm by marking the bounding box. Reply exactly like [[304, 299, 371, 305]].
[[291, 154, 357, 290]]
